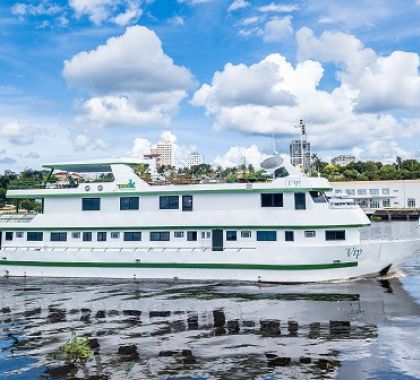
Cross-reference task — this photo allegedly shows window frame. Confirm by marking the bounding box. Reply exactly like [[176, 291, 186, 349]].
[[150, 231, 170, 241], [110, 232, 120, 239], [241, 231, 252, 238], [174, 231, 184, 238], [325, 230, 346, 241], [5, 231, 13, 241], [261, 193, 283, 207], [226, 230, 237, 241], [97, 232, 107, 241], [285, 231, 294, 242], [71, 232, 81, 239], [82, 232, 92, 241], [187, 231, 197, 241], [256, 231, 277, 241], [123, 232, 142, 241], [159, 196, 179, 210], [304, 230, 316, 238], [50, 232, 67, 242], [294, 193, 306, 210], [82, 197, 101, 211], [182, 195, 193, 211], [27, 232, 43, 241], [120, 196, 139, 210]]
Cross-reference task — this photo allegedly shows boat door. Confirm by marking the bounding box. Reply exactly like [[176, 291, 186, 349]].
[[212, 229, 223, 251], [200, 231, 211, 250]]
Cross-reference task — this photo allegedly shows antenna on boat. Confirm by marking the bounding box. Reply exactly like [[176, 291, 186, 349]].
[[272, 131, 278, 155]]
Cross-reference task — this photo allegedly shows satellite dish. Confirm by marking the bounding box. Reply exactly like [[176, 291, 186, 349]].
[[260, 155, 284, 170]]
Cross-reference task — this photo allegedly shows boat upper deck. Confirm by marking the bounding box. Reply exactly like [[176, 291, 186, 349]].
[[7, 157, 333, 199]]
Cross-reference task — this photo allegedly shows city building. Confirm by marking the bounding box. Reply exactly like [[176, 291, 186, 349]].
[[290, 119, 311, 173], [331, 155, 356, 166], [155, 139, 174, 167], [326, 180, 420, 210], [187, 152, 203, 167]]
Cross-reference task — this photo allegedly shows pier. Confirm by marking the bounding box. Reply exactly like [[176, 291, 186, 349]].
[[371, 208, 420, 221]]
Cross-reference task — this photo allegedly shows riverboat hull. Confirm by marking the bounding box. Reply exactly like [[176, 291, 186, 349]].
[[0, 239, 418, 283]]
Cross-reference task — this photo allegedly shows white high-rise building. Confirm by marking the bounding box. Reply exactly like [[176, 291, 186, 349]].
[[290, 119, 311, 173], [187, 152, 203, 167], [156, 140, 174, 167], [331, 155, 356, 166]]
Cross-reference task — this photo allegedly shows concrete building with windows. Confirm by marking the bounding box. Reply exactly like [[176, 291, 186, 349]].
[[187, 152, 203, 167], [290, 120, 311, 173], [327, 180, 420, 211], [331, 155, 356, 167], [151, 139, 174, 167]]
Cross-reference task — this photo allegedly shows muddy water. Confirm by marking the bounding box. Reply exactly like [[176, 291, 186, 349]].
[[0, 221, 419, 380]]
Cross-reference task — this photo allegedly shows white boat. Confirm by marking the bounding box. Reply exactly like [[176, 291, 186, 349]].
[[0, 156, 418, 283]]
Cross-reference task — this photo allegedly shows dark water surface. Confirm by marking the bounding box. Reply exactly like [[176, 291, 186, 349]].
[[1, 222, 419, 380]]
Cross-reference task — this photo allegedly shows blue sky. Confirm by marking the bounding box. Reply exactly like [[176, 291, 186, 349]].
[[0, 0, 420, 170]]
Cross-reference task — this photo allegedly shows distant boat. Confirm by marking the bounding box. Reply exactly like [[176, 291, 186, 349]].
[[0, 155, 419, 283]]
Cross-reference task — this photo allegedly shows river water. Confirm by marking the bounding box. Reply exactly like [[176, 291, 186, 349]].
[[0, 221, 419, 380]]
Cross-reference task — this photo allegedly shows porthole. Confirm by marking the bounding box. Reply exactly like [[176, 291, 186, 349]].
[[97, 185, 103, 191], [85, 185, 90, 192]]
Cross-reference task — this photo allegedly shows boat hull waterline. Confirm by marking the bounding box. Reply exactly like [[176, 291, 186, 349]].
[[1, 239, 417, 283]]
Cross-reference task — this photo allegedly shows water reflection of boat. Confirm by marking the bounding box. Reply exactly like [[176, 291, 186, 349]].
[[1, 278, 420, 379]]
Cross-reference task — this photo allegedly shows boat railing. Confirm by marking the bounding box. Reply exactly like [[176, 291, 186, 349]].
[[329, 204, 359, 209], [1, 246, 257, 253], [0, 214, 36, 223]]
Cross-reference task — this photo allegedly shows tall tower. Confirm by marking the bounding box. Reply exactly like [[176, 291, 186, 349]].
[[289, 119, 311, 173]]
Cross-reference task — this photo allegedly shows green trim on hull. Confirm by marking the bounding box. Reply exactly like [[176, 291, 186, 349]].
[[0, 260, 358, 271], [7, 187, 332, 199], [0, 224, 369, 231]]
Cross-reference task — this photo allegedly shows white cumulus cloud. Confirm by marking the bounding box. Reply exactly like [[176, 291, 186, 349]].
[[69, 0, 141, 26], [228, 0, 249, 12], [63, 26, 195, 128], [262, 16, 293, 42], [296, 27, 420, 113], [213, 145, 269, 168], [191, 46, 418, 160], [257, 3, 300, 13]]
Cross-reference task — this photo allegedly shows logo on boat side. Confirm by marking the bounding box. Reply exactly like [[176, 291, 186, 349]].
[[118, 178, 136, 190], [345, 246, 362, 259], [287, 179, 301, 187]]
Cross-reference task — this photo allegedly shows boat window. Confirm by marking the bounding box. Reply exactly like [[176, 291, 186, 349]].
[[160, 196, 179, 209], [261, 193, 283, 207], [27, 232, 43, 241], [182, 195, 193, 211], [51, 232, 67, 241], [187, 231, 197, 241], [71, 232, 81, 239], [5, 232, 13, 241], [226, 231, 237, 241], [124, 232, 142, 241], [241, 231, 252, 238], [285, 231, 294, 241], [16, 232, 24, 238], [304, 231, 316, 238], [82, 198, 101, 211], [309, 191, 327, 203], [150, 232, 170, 241], [256, 231, 277, 241], [111, 232, 120, 239], [294, 193, 306, 210], [83, 232, 92, 241], [325, 230, 346, 241], [174, 231, 184, 238], [120, 197, 139, 210], [97, 232, 107, 241]]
